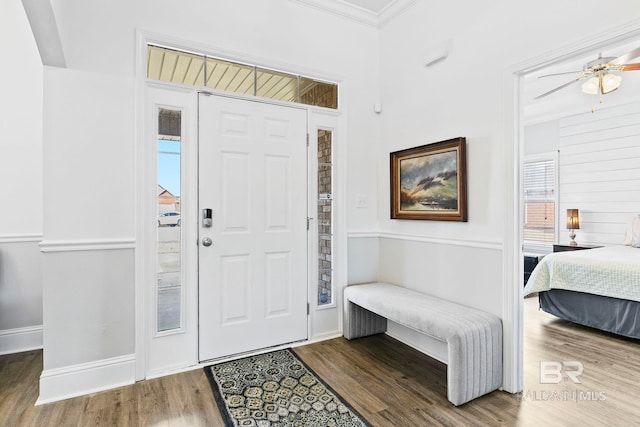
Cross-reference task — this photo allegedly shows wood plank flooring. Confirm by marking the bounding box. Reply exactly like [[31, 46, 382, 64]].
[[2, 297, 640, 426]]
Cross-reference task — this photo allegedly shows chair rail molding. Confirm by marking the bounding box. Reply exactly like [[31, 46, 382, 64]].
[[349, 230, 503, 251], [39, 238, 135, 253], [0, 234, 42, 244]]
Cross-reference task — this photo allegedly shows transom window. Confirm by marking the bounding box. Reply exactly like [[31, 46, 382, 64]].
[[147, 44, 338, 109]]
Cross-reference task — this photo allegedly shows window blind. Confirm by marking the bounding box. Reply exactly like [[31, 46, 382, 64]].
[[523, 158, 556, 244]]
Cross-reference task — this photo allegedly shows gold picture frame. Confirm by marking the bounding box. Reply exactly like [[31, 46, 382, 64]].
[[390, 137, 467, 221]]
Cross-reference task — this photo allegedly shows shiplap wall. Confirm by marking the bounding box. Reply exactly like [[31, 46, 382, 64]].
[[559, 101, 640, 246]]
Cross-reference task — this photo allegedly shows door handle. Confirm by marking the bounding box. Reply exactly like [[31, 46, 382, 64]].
[[201, 237, 213, 247]]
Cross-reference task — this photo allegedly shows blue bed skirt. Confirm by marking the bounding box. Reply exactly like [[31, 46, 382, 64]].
[[539, 289, 640, 340]]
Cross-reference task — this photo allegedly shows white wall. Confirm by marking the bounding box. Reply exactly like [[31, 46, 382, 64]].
[[41, 65, 136, 364], [38, 64, 136, 401], [347, 235, 379, 284], [377, 0, 640, 387], [0, 0, 43, 354], [0, 0, 43, 235], [524, 121, 559, 157], [524, 102, 640, 248], [558, 101, 640, 246]]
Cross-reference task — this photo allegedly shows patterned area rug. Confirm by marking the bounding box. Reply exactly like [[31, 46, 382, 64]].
[[205, 348, 371, 427]]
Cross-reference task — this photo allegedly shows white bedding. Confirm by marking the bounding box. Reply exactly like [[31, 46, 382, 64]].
[[523, 246, 640, 302]]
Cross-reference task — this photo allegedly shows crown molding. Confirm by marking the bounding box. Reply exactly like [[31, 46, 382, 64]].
[[290, 0, 418, 28], [290, 0, 378, 27], [378, 0, 418, 27]]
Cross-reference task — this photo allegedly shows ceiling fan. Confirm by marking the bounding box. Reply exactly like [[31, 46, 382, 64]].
[[534, 46, 640, 99]]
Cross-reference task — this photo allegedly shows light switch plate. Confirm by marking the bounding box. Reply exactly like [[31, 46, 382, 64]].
[[356, 194, 368, 208]]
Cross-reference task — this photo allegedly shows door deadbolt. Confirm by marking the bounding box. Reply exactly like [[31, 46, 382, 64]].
[[202, 208, 213, 228], [201, 237, 213, 247]]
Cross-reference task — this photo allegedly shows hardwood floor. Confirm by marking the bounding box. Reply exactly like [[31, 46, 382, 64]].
[[2, 297, 640, 426]]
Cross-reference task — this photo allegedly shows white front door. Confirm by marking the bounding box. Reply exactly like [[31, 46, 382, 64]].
[[198, 94, 308, 361]]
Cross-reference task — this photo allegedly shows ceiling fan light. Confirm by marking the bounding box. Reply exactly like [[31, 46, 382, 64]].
[[581, 77, 599, 95], [601, 73, 622, 94]]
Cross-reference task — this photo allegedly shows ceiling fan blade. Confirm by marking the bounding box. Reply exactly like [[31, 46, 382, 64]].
[[538, 70, 582, 78], [611, 46, 640, 65], [534, 77, 583, 99], [621, 62, 640, 71]]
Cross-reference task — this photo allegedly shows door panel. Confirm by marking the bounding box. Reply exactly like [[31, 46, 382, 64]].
[[198, 94, 308, 361], [265, 156, 291, 230], [220, 254, 251, 325], [221, 152, 250, 232], [265, 251, 292, 317]]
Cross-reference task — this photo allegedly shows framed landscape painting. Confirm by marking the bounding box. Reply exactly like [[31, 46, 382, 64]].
[[390, 137, 467, 221]]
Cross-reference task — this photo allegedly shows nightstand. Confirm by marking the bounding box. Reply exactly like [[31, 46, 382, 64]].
[[553, 244, 603, 252]]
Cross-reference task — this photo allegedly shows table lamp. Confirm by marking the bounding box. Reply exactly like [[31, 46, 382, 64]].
[[566, 209, 580, 246]]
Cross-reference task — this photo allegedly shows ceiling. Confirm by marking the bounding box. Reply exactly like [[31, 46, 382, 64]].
[[524, 39, 640, 124]]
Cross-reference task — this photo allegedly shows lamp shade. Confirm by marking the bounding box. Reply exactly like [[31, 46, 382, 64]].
[[601, 73, 622, 94], [581, 73, 622, 96], [566, 209, 580, 230], [581, 77, 599, 95]]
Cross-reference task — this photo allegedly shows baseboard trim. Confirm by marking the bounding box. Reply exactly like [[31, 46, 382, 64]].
[[303, 331, 343, 344], [37, 354, 135, 405], [146, 332, 344, 381], [0, 325, 43, 355]]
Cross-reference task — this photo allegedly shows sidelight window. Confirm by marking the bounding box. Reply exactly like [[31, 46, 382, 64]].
[[317, 129, 333, 306], [156, 108, 182, 332]]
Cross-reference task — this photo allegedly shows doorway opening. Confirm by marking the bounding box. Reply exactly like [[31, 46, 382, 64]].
[[513, 26, 640, 394], [139, 35, 346, 380]]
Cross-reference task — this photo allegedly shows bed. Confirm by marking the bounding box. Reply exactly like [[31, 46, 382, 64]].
[[523, 246, 640, 339]]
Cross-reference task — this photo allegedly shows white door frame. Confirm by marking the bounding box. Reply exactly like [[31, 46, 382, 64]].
[[137, 85, 313, 379], [135, 32, 347, 380], [306, 111, 346, 341], [139, 84, 199, 378], [136, 87, 346, 379], [503, 20, 640, 393]]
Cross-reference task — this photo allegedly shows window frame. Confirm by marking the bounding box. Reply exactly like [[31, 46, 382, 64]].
[[522, 151, 559, 254], [147, 44, 338, 109]]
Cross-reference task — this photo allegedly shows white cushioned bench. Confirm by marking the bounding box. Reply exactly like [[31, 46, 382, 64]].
[[343, 282, 502, 406]]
